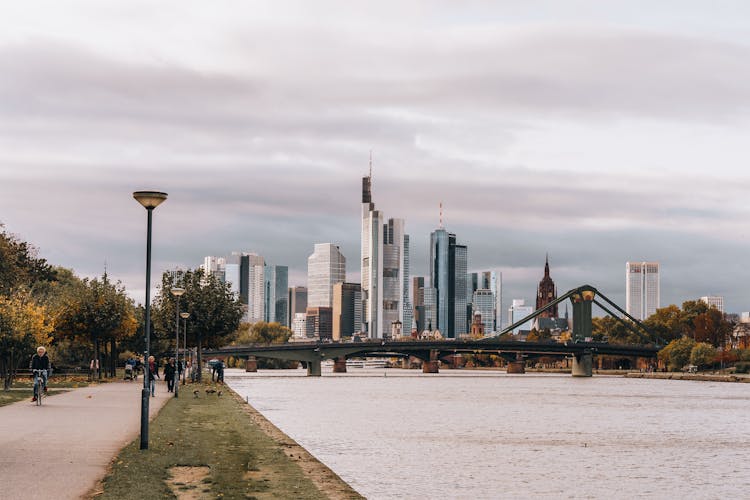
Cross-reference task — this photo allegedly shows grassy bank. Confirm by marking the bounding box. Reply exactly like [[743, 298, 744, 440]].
[[94, 382, 363, 499]]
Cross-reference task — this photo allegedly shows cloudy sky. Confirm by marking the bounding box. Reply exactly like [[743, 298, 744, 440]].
[[2, 1, 750, 318]]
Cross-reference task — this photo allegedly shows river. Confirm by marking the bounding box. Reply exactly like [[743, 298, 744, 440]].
[[226, 368, 750, 499]]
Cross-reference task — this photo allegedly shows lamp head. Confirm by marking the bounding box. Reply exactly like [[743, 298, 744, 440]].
[[133, 191, 168, 209], [180, 312, 190, 319], [170, 287, 186, 297]]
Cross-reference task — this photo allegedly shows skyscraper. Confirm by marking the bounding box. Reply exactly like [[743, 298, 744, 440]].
[[429, 227, 468, 338], [288, 286, 308, 326], [467, 271, 498, 332], [536, 256, 558, 318], [626, 261, 660, 321], [472, 289, 495, 334], [332, 282, 363, 340], [700, 296, 724, 313], [509, 299, 534, 334], [264, 265, 288, 326], [360, 167, 412, 339], [307, 243, 346, 308]]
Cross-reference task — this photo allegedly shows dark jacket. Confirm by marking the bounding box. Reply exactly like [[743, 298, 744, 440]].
[[147, 362, 159, 380], [163, 363, 176, 380], [30, 353, 50, 371]]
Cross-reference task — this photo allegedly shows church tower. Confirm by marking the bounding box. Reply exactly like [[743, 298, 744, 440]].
[[536, 255, 558, 318]]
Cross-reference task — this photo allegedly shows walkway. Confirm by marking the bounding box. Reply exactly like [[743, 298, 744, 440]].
[[0, 379, 172, 499]]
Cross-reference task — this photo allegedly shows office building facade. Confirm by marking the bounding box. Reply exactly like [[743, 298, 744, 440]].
[[264, 265, 289, 326], [626, 261, 660, 321], [307, 243, 346, 308], [429, 228, 468, 338], [360, 171, 412, 339], [288, 286, 308, 326], [332, 282, 363, 340]]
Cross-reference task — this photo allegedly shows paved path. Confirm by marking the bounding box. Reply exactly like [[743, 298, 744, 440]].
[[0, 379, 172, 499]]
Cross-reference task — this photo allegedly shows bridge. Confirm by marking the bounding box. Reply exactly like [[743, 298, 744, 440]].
[[204, 283, 659, 377]]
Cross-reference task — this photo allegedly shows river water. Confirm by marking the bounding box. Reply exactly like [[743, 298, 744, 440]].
[[226, 368, 750, 499]]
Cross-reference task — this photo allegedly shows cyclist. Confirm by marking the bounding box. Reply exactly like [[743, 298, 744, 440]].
[[30, 346, 50, 402]]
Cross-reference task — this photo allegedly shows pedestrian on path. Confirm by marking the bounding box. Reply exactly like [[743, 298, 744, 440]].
[[147, 355, 159, 396], [164, 358, 176, 393]]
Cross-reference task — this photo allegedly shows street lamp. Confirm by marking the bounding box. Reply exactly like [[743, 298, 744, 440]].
[[133, 190, 167, 450], [180, 312, 189, 384], [170, 286, 185, 398]]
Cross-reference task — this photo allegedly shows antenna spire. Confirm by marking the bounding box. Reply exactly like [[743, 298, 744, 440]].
[[369, 150, 372, 178], [439, 201, 443, 229]]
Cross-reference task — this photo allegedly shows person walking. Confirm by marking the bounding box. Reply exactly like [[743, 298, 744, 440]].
[[147, 355, 159, 396], [164, 358, 176, 393]]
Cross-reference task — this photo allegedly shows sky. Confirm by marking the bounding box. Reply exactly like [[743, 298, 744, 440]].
[[2, 1, 750, 318]]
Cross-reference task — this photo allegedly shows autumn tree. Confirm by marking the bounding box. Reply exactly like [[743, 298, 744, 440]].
[[0, 225, 57, 297], [690, 342, 716, 370], [55, 274, 137, 378], [0, 293, 54, 389], [658, 337, 696, 371], [151, 269, 243, 381]]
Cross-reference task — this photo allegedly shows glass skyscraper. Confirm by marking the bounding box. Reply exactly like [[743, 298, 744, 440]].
[[429, 228, 468, 338], [360, 169, 412, 339]]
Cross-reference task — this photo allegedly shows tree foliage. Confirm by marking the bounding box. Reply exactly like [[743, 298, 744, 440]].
[[54, 274, 137, 376], [690, 342, 716, 369], [0, 292, 54, 389], [658, 337, 696, 371], [0, 225, 57, 296], [151, 269, 243, 380]]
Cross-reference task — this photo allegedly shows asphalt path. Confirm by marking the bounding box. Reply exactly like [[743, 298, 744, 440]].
[[0, 379, 172, 499]]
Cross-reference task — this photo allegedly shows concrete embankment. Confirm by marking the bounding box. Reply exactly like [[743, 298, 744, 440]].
[[625, 372, 750, 383]]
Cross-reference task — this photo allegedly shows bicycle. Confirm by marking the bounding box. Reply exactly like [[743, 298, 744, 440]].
[[32, 369, 47, 406]]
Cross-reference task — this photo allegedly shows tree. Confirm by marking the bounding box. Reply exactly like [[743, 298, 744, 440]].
[[0, 293, 54, 389], [0, 225, 57, 297], [658, 337, 696, 371], [55, 274, 137, 378], [690, 343, 716, 370], [643, 305, 684, 343], [151, 269, 243, 381], [228, 321, 295, 369]]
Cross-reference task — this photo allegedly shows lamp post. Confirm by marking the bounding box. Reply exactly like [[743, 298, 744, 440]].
[[170, 287, 185, 398], [133, 190, 167, 450], [181, 312, 189, 384]]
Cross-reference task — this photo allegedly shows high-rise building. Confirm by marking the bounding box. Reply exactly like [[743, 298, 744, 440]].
[[245, 254, 266, 323], [700, 296, 724, 314], [332, 282, 362, 340], [264, 265, 288, 326], [307, 243, 346, 308], [360, 168, 412, 339], [536, 256, 558, 318], [467, 271, 498, 332], [305, 306, 333, 340], [291, 313, 307, 338], [288, 286, 308, 326], [472, 289, 495, 334], [509, 299, 534, 334], [626, 261, 660, 321], [429, 228, 468, 338], [201, 256, 226, 281]]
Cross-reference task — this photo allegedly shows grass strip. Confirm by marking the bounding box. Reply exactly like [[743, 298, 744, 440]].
[[0, 389, 69, 407], [94, 382, 356, 499]]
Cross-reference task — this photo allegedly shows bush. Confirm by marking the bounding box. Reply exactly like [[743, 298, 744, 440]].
[[734, 362, 750, 374]]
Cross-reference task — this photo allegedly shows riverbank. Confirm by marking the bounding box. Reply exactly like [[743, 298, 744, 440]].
[[625, 372, 750, 383], [94, 381, 363, 499]]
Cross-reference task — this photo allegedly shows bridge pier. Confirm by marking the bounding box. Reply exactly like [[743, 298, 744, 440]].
[[333, 357, 347, 373], [422, 350, 439, 373], [507, 352, 526, 374], [245, 356, 258, 372], [571, 352, 593, 377], [307, 359, 322, 377]]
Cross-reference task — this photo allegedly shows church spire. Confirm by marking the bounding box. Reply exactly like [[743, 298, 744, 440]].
[[544, 253, 550, 278]]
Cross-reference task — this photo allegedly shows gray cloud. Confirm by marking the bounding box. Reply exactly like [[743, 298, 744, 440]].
[[2, 11, 750, 313]]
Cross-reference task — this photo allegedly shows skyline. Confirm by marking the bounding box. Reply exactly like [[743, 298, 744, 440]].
[[2, 2, 750, 313]]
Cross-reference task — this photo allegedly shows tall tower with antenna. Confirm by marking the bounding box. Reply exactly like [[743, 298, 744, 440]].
[[360, 153, 412, 338]]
